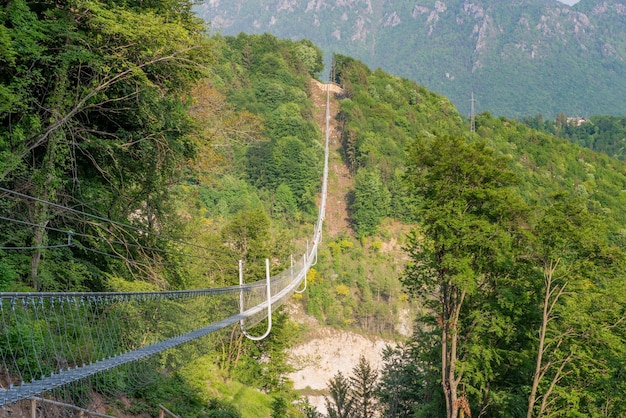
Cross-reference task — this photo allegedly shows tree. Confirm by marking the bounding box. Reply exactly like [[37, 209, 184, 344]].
[[403, 135, 525, 417], [554, 112, 567, 134], [0, 0, 211, 289], [526, 195, 626, 417], [293, 39, 324, 77], [350, 355, 379, 418], [297, 400, 322, 418], [221, 207, 271, 278], [273, 183, 298, 218], [377, 344, 426, 418], [229, 310, 299, 394], [271, 396, 288, 418], [350, 168, 390, 237], [187, 79, 264, 181], [325, 371, 355, 418], [246, 135, 321, 213], [207, 398, 242, 418]]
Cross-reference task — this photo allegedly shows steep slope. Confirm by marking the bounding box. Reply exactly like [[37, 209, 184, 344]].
[[323, 49, 626, 417], [310, 79, 352, 238], [286, 79, 401, 415], [196, 0, 626, 118]]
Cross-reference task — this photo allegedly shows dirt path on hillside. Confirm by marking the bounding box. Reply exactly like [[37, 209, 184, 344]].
[[310, 79, 352, 239]]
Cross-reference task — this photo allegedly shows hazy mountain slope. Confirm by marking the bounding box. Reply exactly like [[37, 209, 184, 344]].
[[196, 0, 626, 118]]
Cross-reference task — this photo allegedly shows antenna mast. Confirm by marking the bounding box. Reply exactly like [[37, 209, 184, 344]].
[[470, 91, 476, 133]]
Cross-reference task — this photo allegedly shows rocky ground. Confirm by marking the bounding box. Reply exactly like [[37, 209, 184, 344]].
[[285, 302, 391, 414]]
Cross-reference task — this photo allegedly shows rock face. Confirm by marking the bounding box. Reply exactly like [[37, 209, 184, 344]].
[[286, 305, 392, 415], [288, 328, 388, 389], [196, 0, 626, 118]]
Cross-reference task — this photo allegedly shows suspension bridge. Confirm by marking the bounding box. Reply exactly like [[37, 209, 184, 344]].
[[0, 83, 333, 414]]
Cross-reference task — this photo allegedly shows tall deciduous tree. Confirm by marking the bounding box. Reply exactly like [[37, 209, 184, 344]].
[[526, 195, 626, 417], [403, 135, 525, 417], [0, 0, 211, 288]]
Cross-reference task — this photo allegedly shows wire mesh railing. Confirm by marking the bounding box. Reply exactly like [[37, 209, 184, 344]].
[[0, 84, 331, 408]]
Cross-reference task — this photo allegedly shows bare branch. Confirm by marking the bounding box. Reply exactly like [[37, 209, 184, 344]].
[[21, 47, 204, 162]]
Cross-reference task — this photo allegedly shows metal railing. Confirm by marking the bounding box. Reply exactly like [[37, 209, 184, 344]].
[[0, 83, 331, 408]]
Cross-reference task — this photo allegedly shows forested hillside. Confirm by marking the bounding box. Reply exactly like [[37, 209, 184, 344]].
[[523, 114, 626, 161], [0, 1, 327, 415], [326, 54, 626, 417], [196, 0, 626, 118], [2, 1, 626, 417]]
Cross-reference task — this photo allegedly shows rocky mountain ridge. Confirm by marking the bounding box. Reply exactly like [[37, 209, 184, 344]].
[[196, 0, 626, 118]]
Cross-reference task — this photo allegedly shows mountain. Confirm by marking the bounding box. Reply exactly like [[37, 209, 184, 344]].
[[4, 0, 626, 410], [196, 0, 626, 119]]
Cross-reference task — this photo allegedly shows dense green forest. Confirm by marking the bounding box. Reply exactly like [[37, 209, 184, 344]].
[[196, 0, 626, 119], [2, 1, 626, 417], [0, 0, 325, 415], [523, 114, 626, 161], [326, 54, 626, 417]]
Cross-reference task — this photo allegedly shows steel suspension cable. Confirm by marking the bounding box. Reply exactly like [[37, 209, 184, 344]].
[[0, 83, 332, 407]]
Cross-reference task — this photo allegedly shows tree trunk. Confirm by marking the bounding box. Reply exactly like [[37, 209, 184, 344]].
[[30, 220, 47, 291], [527, 259, 564, 418], [29, 200, 52, 291], [442, 284, 465, 418]]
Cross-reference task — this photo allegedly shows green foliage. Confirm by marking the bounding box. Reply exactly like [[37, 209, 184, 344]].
[[294, 40, 324, 77], [197, 0, 626, 119], [210, 33, 323, 217], [349, 356, 379, 418], [403, 134, 529, 415], [133, 372, 209, 417], [244, 134, 321, 214], [273, 183, 299, 219], [271, 396, 288, 418], [350, 168, 391, 237], [232, 310, 301, 393], [0, 253, 24, 291], [300, 234, 407, 335], [0, 316, 48, 382], [106, 276, 161, 292], [4, 2, 626, 415], [138, 351, 287, 417], [0, 6, 320, 413], [195, 33, 626, 418], [207, 398, 242, 418], [524, 195, 626, 417], [221, 207, 271, 266], [325, 371, 354, 418], [524, 115, 626, 161], [0, 0, 212, 289], [473, 112, 626, 227], [0, 2, 321, 415], [324, 357, 381, 418], [377, 343, 436, 418], [199, 175, 263, 218], [332, 54, 464, 235]]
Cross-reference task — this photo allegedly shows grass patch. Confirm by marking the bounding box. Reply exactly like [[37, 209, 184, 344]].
[[179, 354, 273, 417]]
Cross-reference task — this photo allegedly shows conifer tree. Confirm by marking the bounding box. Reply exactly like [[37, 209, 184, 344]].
[[349, 355, 379, 418], [325, 371, 354, 418]]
